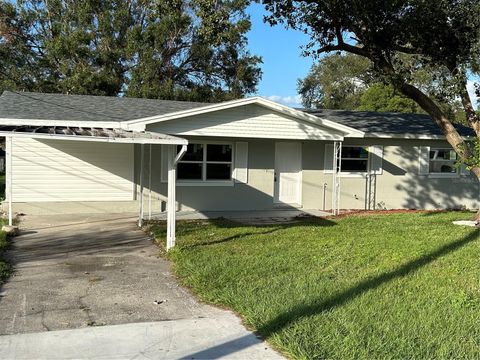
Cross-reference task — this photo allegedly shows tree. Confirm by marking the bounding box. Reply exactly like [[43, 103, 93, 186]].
[[263, 0, 480, 220], [299, 53, 465, 118], [0, 0, 262, 102], [298, 53, 372, 109], [356, 83, 422, 113]]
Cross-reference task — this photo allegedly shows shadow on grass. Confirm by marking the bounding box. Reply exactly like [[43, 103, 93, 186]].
[[257, 228, 480, 337], [184, 227, 285, 248], [149, 217, 337, 249]]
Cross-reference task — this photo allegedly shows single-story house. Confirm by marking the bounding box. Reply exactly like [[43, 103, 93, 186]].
[[0, 91, 478, 245]]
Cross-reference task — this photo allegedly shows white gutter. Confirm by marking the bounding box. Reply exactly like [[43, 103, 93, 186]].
[[0, 118, 121, 128], [365, 132, 474, 140]]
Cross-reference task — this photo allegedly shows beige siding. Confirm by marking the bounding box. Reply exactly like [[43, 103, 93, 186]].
[[11, 138, 134, 202], [146, 104, 343, 140]]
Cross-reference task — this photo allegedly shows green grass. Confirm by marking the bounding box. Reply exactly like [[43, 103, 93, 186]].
[[148, 212, 480, 359], [0, 219, 10, 283]]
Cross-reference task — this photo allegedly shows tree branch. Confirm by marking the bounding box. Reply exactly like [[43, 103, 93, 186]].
[[399, 81, 472, 160], [458, 80, 480, 137]]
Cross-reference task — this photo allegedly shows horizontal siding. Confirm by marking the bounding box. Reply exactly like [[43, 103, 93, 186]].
[[11, 138, 134, 202], [147, 104, 342, 140]]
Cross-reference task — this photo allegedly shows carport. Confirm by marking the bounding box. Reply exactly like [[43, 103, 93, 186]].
[[0, 125, 188, 250]]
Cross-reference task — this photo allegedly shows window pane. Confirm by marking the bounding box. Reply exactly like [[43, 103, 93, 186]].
[[178, 163, 202, 180], [206, 163, 231, 180], [342, 159, 368, 172], [342, 146, 368, 159], [207, 144, 232, 162], [430, 149, 457, 161], [178, 144, 203, 161], [429, 161, 456, 173]]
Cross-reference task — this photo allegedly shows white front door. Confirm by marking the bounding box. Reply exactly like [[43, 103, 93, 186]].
[[274, 142, 302, 205]]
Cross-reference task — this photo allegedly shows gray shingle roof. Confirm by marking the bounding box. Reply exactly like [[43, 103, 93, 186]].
[[0, 91, 208, 122], [305, 109, 475, 137], [0, 91, 474, 138]]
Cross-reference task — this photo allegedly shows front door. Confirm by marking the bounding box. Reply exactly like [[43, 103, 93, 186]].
[[274, 142, 302, 205]]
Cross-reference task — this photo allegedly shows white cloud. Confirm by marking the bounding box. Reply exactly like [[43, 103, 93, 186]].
[[467, 79, 479, 110], [265, 95, 303, 108]]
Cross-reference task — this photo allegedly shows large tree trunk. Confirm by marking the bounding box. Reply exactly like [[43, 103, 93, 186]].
[[471, 167, 480, 223]]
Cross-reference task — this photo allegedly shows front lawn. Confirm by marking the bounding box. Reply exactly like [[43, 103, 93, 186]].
[[0, 223, 10, 284], [149, 212, 480, 359]]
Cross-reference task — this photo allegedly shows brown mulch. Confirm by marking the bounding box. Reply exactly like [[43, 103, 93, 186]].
[[325, 209, 449, 219]]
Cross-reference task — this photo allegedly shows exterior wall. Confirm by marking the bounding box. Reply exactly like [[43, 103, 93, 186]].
[[146, 104, 343, 140], [6, 135, 478, 216], [9, 137, 135, 203], [136, 139, 277, 213], [302, 138, 479, 211], [141, 137, 479, 213]]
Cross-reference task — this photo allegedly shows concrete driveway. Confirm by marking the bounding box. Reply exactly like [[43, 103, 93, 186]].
[[0, 213, 282, 359]]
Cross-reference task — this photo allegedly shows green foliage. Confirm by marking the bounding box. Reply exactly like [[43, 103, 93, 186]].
[[150, 212, 480, 359], [297, 53, 372, 109], [458, 138, 480, 170], [0, 227, 10, 284], [0, 0, 262, 102], [263, 0, 480, 174], [356, 83, 422, 113]]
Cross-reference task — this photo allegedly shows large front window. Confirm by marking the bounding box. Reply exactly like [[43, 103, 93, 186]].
[[429, 148, 458, 174], [177, 143, 233, 181], [341, 146, 369, 172]]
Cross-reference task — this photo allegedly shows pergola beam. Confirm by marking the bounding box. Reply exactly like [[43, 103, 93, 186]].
[[1, 125, 187, 243]]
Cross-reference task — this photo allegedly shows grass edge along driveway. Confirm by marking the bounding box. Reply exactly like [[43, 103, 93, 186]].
[[147, 212, 480, 360], [0, 222, 10, 284]]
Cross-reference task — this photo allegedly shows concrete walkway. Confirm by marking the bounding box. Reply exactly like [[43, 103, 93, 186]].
[[0, 213, 283, 359]]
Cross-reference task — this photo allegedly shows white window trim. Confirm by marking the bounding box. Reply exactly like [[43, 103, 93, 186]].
[[177, 142, 234, 185], [428, 147, 461, 178]]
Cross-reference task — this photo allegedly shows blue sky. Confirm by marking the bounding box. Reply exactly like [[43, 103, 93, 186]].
[[246, 3, 313, 107], [246, 3, 479, 109]]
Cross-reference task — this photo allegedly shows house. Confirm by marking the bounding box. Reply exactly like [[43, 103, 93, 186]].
[[0, 91, 478, 245]]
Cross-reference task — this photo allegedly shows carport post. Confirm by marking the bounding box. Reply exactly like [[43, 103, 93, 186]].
[[332, 141, 342, 216], [166, 144, 187, 250], [138, 144, 145, 227], [6, 136, 12, 226]]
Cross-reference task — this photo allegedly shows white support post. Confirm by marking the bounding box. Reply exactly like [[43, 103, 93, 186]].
[[138, 144, 145, 227], [166, 145, 176, 250], [6, 136, 13, 226], [148, 144, 152, 220], [332, 141, 342, 216], [166, 144, 187, 251]]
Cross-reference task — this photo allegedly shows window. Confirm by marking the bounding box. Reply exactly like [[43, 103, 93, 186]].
[[340, 146, 369, 172], [429, 148, 458, 174], [177, 143, 233, 181]]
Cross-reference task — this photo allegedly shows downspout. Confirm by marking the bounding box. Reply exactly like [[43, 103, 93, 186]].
[[6, 136, 13, 226]]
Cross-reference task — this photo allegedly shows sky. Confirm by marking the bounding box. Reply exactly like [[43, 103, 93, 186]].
[[246, 3, 479, 110], [246, 3, 312, 108]]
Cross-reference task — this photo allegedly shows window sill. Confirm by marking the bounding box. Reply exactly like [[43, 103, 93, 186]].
[[177, 181, 234, 187], [427, 173, 459, 178], [323, 172, 377, 178], [340, 172, 367, 178]]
